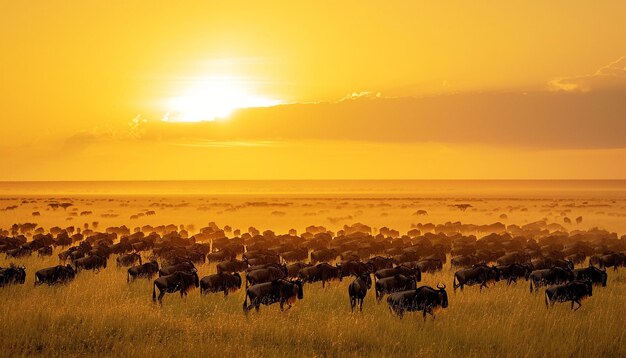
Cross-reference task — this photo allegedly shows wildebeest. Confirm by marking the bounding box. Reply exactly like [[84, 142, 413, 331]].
[[451, 255, 481, 269], [497, 263, 532, 284], [531, 257, 574, 271], [74, 255, 107, 272], [387, 283, 448, 320], [529, 267, 575, 293], [152, 271, 199, 304], [200, 272, 242, 296], [574, 266, 607, 287], [590, 253, 626, 271], [206, 249, 236, 263], [5, 247, 31, 259], [127, 261, 159, 282], [375, 265, 421, 282], [453, 264, 500, 291], [35, 265, 76, 285], [298, 263, 342, 288], [339, 260, 373, 278], [375, 274, 417, 302], [545, 280, 593, 311], [366, 256, 394, 271], [415, 258, 444, 273], [216, 259, 248, 274], [348, 273, 372, 312], [286, 262, 312, 278], [37, 245, 53, 257], [566, 252, 587, 267], [159, 261, 195, 277], [243, 279, 304, 313], [310, 249, 338, 264], [280, 248, 309, 262], [246, 266, 287, 287], [117, 253, 142, 267], [0, 265, 26, 286]]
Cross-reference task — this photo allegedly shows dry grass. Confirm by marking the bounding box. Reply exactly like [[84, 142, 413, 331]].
[[1, 252, 625, 357]]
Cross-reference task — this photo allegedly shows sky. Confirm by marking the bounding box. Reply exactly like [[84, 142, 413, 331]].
[[1, 1, 625, 180]]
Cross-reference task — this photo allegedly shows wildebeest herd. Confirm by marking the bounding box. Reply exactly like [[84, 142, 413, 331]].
[[1, 221, 625, 321]]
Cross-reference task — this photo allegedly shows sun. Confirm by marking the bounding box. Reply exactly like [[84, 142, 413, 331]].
[[163, 76, 281, 122]]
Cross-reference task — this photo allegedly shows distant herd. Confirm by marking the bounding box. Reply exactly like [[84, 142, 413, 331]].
[[1, 221, 625, 320]]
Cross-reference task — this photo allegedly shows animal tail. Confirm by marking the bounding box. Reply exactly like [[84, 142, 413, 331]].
[[529, 280, 533, 293], [152, 282, 157, 302], [544, 291, 549, 308], [127, 271, 130, 283], [453, 274, 458, 290]]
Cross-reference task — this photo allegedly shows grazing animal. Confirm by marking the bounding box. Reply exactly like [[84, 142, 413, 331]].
[[5, 247, 31, 259], [529, 267, 575, 293], [497, 263, 532, 284], [415, 258, 443, 273], [451, 255, 481, 269], [545, 280, 593, 311], [375, 266, 421, 282], [286, 262, 312, 278], [127, 261, 159, 282], [566, 252, 587, 267], [339, 260, 373, 278], [0, 265, 26, 287], [246, 267, 287, 287], [35, 265, 75, 285], [590, 253, 626, 271], [200, 272, 242, 296], [531, 257, 574, 271], [216, 259, 248, 274], [159, 262, 195, 277], [37, 246, 53, 257], [574, 266, 607, 287], [375, 274, 417, 302], [453, 265, 500, 291], [366, 256, 394, 271], [117, 253, 142, 267], [310, 249, 338, 264], [298, 263, 342, 288], [348, 273, 372, 312], [74, 255, 107, 272], [152, 271, 199, 304], [387, 284, 448, 320], [243, 279, 304, 313]]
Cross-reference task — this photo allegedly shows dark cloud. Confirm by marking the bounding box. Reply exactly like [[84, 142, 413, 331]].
[[138, 89, 626, 149]]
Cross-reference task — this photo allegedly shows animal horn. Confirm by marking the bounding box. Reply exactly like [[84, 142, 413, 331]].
[[437, 283, 446, 289]]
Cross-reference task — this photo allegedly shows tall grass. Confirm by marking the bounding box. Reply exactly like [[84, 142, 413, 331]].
[[1, 252, 624, 357]]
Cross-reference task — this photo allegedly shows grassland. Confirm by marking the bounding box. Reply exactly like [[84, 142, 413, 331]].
[[2, 193, 626, 357], [1, 251, 625, 357]]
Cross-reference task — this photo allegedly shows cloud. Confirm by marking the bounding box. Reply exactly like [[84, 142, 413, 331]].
[[549, 56, 626, 92], [136, 90, 626, 150]]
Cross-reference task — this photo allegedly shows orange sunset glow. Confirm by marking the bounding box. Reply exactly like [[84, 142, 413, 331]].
[[1, 1, 625, 180], [1, 3, 626, 357]]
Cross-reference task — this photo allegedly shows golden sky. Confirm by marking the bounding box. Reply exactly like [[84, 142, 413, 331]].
[[1, 1, 625, 180]]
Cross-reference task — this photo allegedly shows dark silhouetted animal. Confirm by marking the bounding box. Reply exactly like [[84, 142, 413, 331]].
[[152, 271, 199, 304], [243, 279, 304, 312], [387, 284, 448, 320], [200, 272, 242, 296], [453, 265, 500, 291], [545, 280, 593, 311], [348, 273, 372, 312], [35, 265, 75, 285], [127, 261, 159, 282], [375, 274, 417, 302]]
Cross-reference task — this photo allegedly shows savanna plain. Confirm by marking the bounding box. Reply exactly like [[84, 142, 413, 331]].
[[1, 181, 625, 357]]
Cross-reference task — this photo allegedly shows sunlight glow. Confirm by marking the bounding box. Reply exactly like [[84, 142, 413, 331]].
[[163, 76, 282, 122]]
